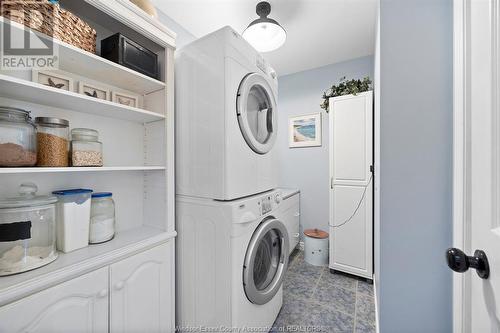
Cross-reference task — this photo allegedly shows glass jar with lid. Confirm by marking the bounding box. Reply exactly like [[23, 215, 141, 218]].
[[0, 183, 58, 276], [70, 128, 103, 167], [35, 117, 70, 167], [89, 192, 115, 244], [0, 107, 37, 167]]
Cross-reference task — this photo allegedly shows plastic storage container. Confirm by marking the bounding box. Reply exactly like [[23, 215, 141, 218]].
[[52, 189, 93, 253], [0, 183, 58, 276], [36, 117, 69, 167], [70, 128, 103, 167], [89, 192, 115, 244], [0, 107, 37, 167], [304, 228, 329, 266]]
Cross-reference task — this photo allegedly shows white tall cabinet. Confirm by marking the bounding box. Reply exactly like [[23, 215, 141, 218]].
[[0, 1, 176, 331], [329, 91, 373, 279]]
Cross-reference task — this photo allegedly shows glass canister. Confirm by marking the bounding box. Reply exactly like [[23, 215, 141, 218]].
[[70, 128, 103, 167], [0, 183, 58, 276], [89, 192, 115, 244], [0, 107, 37, 167], [35, 117, 70, 167]]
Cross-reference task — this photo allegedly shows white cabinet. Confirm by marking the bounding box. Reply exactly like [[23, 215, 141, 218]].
[[0, 242, 174, 333], [329, 91, 373, 279], [0, 267, 108, 333], [110, 242, 174, 333]]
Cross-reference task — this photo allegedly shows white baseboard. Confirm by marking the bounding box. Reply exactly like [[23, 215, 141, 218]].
[[373, 276, 380, 333]]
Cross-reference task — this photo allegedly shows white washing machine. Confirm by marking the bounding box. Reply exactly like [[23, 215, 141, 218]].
[[176, 189, 289, 331], [176, 26, 279, 200]]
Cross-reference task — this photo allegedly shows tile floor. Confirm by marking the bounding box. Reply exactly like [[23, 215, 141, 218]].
[[271, 250, 376, 333]]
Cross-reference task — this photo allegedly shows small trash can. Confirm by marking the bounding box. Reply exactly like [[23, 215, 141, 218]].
[[304, 228, 329, 266]]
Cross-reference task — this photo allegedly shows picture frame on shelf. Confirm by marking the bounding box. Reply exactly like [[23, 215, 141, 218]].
[[32, 70, 74, 92], [289, 113, 322, 148], [111, 91, 139, 108], [78, 81, 110, 101]]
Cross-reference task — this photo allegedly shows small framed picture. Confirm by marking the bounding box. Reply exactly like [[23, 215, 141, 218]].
[[78, 81, 110, 101], [289, 113, 322, 148], [32, 70, 74, 91], [111, 91, 139, 108]]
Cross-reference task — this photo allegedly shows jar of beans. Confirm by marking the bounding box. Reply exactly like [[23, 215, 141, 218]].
[[35, 117, 69, 167], [70, 128, 103, 167]]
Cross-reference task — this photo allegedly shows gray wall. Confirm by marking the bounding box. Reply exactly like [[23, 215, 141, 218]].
[[378, 0, 453, 332], [156, 9, 196, 49], [277, 56, 374, 234]]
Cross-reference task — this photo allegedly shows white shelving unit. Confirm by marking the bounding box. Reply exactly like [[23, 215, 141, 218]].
[[0, 16, 166, 95], [0, 166, 166, 174], [0, 1, 177, 327], [0, 74, 166, 122]]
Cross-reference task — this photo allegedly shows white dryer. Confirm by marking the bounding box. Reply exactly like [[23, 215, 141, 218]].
[[176, 26, 279, 200], [176, 189, 289, 331]]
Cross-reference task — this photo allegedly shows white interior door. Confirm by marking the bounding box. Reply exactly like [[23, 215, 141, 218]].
[[329, 91, 373, 279], [452, 1, 500, 331]]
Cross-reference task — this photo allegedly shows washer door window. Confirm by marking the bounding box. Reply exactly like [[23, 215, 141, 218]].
[[243, 218, 289, 305], [237, 73, 277, 154]]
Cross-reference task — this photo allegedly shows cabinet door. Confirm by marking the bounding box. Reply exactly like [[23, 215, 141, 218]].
[[110, 241, 174, 333], [0, 268, 109, 333], [329, 91, 373, 279]]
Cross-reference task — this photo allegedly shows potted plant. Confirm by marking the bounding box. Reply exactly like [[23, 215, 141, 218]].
[[320, 76, 372, 112]]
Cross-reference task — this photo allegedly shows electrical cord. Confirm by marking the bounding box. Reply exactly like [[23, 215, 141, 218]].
[[331, 174, 373, 228]]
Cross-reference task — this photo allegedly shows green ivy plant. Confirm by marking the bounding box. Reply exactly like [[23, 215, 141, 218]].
[[320, 76, 372, 112]]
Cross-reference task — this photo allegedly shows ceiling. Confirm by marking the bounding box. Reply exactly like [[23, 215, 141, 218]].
[[151, 0, 377, 76]]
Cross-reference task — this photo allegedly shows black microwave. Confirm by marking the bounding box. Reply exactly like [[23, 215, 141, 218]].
[[101, 33, 159, 80]]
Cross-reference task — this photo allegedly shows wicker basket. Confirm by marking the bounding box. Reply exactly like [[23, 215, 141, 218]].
[[0, 0, 96, 53]]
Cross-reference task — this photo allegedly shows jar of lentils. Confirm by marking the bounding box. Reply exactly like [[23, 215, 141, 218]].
[[35, 117, 69, 167]]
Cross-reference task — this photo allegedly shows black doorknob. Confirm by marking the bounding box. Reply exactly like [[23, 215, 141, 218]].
[[446, 248, 490, 279]]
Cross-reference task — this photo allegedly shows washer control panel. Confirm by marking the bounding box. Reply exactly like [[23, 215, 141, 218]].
[[261, 195, 272, 215], [259, 191, 282, 216]]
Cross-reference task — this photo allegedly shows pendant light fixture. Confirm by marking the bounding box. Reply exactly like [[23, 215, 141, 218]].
[[242, 1, 286, 53]]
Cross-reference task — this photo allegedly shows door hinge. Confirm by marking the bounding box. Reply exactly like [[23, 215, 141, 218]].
[[330, 177, 334, 189], [370, 165, 374, 173]]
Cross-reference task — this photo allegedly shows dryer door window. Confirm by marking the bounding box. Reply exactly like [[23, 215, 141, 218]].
[[243, 218, 289, 305], [237, 73, 277, 154]]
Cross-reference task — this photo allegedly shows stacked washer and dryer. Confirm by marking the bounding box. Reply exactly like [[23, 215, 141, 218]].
[[176, 27, 289, 331]]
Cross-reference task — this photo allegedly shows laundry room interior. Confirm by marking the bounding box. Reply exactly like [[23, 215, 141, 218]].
[[0, 0, 456, 333]]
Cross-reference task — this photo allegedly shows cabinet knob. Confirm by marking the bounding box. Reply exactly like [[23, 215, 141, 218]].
[[97, 289, 108, 298], [114, 281, 125, 290]]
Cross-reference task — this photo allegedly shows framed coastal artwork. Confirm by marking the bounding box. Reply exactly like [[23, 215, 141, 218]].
[[289, 113, 322, 148]]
